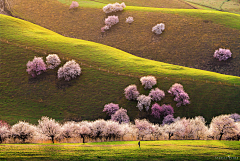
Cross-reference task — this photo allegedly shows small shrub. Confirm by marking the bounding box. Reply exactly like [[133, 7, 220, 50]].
[[213, 48, 232, 61], [58, 60, 81, 81], [140, 76, 157, 89], [126, 16, 134, 23], [124, 84, 140, 100], [149, 88, 165, 102], [152, 23, 165, 35], [136, 95, 151, 111], [105, 15, 119, 27], [103, 103, 120, 116], [26, 56, 47, 77], [69, 1, 79, 9], [46, 54, 61, 69], [103, 2, 126, 13]]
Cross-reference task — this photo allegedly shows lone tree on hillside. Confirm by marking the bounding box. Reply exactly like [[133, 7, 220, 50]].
[[103, 103, 120, 116], [26, 56, 47, 77], [124, 84, 140, 100], [58, 60, 81, 81]]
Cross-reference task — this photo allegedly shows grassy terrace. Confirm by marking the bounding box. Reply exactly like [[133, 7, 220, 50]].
[[0, 141, 239, 160], [0, 14, 240, 125]]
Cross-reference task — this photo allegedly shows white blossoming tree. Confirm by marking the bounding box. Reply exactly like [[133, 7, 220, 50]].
[[136, 95, 151, 111], [38, 116, 62, 143]]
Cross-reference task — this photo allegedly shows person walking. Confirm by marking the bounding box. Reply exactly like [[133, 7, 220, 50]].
[[138, 141, 140, 148]]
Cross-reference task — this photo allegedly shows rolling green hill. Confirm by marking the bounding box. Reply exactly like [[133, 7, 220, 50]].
[[0, 14, 240, 125], [8, 0, 240, 77]]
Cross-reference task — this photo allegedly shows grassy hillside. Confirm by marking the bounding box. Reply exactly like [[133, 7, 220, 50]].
[[0, 141, 239, 160], [1, 14, 240, 125], [9, 0, 240, 77], [58, 0, 195, 9], [184, 0, 240, 14]]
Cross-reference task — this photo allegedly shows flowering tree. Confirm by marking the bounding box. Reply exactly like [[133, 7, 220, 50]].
[[162, 115, 175, 125], [162, 104, 174, 117], [140, 76, 157, 89], [69, 1, 79, 9], [135, 119, 154, 140], [101, 15, 119, 32], [151, 103, 164, 119], [57, 60, 81, 81], [11, 121, 36, 143], [149, 88, 165, 102], [152, 124, 162, 140], [168, 83, 190, 107], [102, 2, 126, 13], [0, 120, 10, 129], [136, 95, 151, 111], [105, 15, 119, 27], [189, 116, 208, 140], [0, 120, 10, 143], [26, 56, 47, 77], [75, 124, 91, 143], [38, 116, 61, 143], [209, 115, 238, 140], [103, 103, 119, 116], [152, 23, 165, 35], [111, 108, 130, 124], [60, 121, 78, 140], [46, 54, 61, 69], [124, 84, 140, 100], [104, 120, 123, 141], [126, 16, 134, 23], [91, 119, 107, 141], [162, 122, 176, 140], [229, 113, 240, 122], [213, 48, 232, 61]]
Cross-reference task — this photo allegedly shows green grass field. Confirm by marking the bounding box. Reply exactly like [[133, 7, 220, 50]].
[[0, 141, 239, 160]]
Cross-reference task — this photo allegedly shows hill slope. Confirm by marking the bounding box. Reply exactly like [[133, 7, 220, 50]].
[[8, 0, 240, 76], [0, 14, 240, 125]]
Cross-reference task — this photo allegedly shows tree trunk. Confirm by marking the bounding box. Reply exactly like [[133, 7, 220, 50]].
[[169, 133, 173, 140], [82, 136, 85, 143], [51, 136, 54, 144], [219, 132, 224, 141]]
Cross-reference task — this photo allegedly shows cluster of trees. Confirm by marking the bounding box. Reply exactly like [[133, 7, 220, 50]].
[[124, 75, 190, 110], [1, 114, 239, 144], [26, 54, 81, 81], [101, 2, 134, 32], [103, 103, 130, 124]]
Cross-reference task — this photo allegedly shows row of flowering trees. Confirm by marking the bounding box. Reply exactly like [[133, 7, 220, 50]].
[[1, 114, 239, 144]]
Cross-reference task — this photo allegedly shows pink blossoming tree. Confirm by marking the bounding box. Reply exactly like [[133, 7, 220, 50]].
[[26, 56, 47, 77]]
